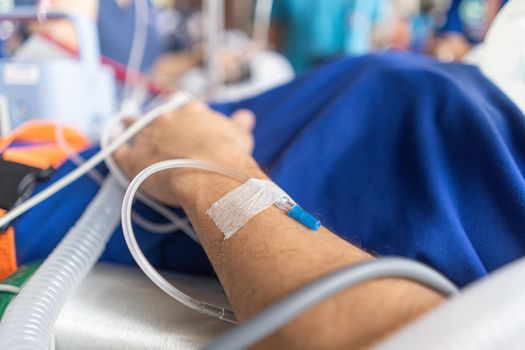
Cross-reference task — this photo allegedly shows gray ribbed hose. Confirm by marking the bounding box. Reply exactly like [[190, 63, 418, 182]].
[[0, 177, 123, 349]]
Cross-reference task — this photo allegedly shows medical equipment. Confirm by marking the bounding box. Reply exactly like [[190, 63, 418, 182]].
[[203, 0, 225, 98], [99, 114, 195, 238], [121, 159, 246, 324], [0, 91, 192, 230], [54, 264, 231, 350], [120, 0, 149, 114], [121, 159, 323, 325], [0, 3, 516, 348], [0, 93, 193, 350], [55, 125, 105, 185], [206, 178, 320, 239], [106, 0, 194, 238], [38, 0, 191, 237], [0, 9, 115, 140], [253, 0, 273, 50], [0, 177, 123, 349], [120, 158, 460, 340], [0, 87, 460, 349], [206, 257, 459, 350], [181, 0, 293, 101], [375, 255, 525, 350]]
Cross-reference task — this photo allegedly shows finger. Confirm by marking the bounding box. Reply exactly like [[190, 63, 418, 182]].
[[121, 117, 137, 129], [113, 144, 132, 173], [231, 109, 256, 133]]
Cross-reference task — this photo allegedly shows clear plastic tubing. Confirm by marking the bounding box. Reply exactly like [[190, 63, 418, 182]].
[[0, 91, 193, 229], [121, 159, 249, 324], [0, 177, 124, 350]]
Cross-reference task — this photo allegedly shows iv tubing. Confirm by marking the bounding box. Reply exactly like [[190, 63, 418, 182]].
[[121, 159, 249, 324], [121, 0, 149, 111], [55, 118, 192, 237], [100, 115, 196, 239], [57, 121, 191, 237], [0, 91, 193, 229], [253, 0, 273, 49], [55, 124, 105, 185], [0, 177, 124, 349]]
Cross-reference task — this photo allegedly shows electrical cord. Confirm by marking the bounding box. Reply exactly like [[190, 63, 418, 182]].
[[121, 159, 250, 324], [0, 91, 193, 229], [204, 257, 459, 350]]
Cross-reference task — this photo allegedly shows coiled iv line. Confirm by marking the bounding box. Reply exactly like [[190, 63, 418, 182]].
[[121, 159, 250, 324]]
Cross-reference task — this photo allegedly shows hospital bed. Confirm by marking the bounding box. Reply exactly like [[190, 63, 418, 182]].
[[55, 264, 231, 349], [53, 255, 525, 349], [2, 1, 525, 349]]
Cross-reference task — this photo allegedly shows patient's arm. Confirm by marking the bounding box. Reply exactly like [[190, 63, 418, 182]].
[[115, 102, 443, 349]]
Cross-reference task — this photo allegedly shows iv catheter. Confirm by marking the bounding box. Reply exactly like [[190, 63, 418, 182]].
[[121, 159, 323, 324], [117, 157, 460, 350]]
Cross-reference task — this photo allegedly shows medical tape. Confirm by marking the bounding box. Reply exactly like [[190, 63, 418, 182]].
[[206, 178, 289, 240]]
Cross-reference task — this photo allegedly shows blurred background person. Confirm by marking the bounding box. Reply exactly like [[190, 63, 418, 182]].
[[269, 0, 393, 73]]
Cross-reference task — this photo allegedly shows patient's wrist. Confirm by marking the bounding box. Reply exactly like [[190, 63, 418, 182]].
[[171, 151, 265, 211]]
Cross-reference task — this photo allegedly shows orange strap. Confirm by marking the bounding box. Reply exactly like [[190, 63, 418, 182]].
[[0, 209, 16, 280], [0, 121, 90, 169]]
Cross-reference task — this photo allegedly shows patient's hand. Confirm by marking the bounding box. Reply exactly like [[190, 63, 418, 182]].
[[114, 102, 258, 206]]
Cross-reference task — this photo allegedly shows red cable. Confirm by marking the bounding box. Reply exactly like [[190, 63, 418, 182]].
[[40, 32, 172, 96]]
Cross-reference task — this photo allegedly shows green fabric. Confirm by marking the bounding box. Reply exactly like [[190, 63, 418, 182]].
[[0, 262, 40, 318]]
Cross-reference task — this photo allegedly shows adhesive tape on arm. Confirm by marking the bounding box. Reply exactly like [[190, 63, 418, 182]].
[[206, 179, 288, 239]]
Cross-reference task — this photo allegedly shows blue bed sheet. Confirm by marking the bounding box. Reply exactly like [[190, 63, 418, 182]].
[[14, 52, 525, 287]]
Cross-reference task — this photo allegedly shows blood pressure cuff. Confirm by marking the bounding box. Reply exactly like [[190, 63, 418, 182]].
[[13, 52, 525, 287]]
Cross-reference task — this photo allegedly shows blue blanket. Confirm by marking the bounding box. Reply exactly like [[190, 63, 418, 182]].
[[14, 53, 525, 287]]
